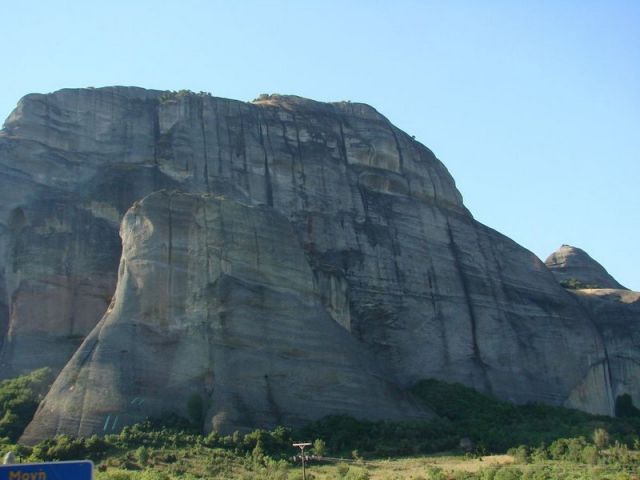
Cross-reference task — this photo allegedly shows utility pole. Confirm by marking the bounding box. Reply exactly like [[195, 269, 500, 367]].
[[293, 442, 312, 480]]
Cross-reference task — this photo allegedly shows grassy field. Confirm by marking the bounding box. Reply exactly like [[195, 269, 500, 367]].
[[291, 454, 518, 479], [89, 448, 640, 480]]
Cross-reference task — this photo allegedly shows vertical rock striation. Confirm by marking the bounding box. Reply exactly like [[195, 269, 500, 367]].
[[546, 244, 640, 413], [0, 87, 626, 440], [21, 191, 427, 441]]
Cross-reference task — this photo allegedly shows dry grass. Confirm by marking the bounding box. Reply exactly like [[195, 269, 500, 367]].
[[292, 454, 515, 479]]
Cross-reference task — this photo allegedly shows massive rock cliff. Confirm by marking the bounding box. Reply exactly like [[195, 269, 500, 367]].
[[545, 245, 640, 416], [0, 87, 631, 440], [21, 191, 426, 440]]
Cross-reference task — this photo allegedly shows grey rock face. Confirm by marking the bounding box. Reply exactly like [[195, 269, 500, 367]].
[[0, 87, 626, 440], [545, 245, 639, 410], [571, 289, 640, 410], [21, 191, 428, 441], [0, 88, 177, 377], [545, 245, 627, 290]]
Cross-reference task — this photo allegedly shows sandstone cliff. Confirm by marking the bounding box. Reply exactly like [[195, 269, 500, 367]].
[[20, 191, 427, 440], [572, 289, 640, 415], [545, 244, 627, 290], [546, 245, 639, 416], [0, 87, 628, 440]]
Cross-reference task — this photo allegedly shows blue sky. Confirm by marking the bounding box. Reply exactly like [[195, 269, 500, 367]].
[[1, 1, 638, 289]]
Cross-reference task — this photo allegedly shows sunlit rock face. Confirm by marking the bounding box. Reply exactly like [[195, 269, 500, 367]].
[[0, 87, 624, 440], [20, 191, 429, 441], [546, 245, 640, 413], [545, 244, 627, 290], [573, 289, 640, 413]]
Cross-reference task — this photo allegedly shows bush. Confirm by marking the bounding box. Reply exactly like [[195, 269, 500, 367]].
[[345, 467, 370, 480], [615, 394, 640, 418], [559, 278, 601, 289], [548, 437, 590, 462], [581, 445, 598, 465], [0, 368, 52, 441], [186, 393, 204, 427], [425, 466, 447, 480], [312, 438, 326, 457], [135, 446, 149, 465], [593, 428, 610, 450], [31, 434, 102, 461], [493, 467, 522, 480], [336, 463, 350, 477], [508, 445, 529, 463]]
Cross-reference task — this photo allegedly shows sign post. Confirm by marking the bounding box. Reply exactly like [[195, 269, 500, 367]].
[[0, 461, 93, 480], [292, 442, 312, 480]]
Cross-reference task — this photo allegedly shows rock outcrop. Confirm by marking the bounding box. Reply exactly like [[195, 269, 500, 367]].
[[545, 244, 627, 290], [0, 87, 629, 440], [21, 191, 427, 441], [546, 245, 639, 414], [572, 289, 640, 414]]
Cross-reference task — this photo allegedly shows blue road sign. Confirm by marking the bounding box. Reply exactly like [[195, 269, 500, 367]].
[[0, 461, 93, 480]]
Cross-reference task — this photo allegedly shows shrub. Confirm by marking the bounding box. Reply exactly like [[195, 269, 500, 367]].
[[508, 445, 529, 463], [548, 437, 589, 462], [0, 368, 53, 441], [98, 470, 133, 480], [186, 393, 204, 427], [581, 444, 598, 465], [336, 462, 350, 477], [493, 467, 522, 480], [345, 467, 370, 480], [559, 278, 601, 289], [312, 438, 326, 457], [135, 446, 149, 465], [425, 466, 447, 480], [615, 394, 640, 418], [593, 428, 610, 450], [30, 434, 101, 461]]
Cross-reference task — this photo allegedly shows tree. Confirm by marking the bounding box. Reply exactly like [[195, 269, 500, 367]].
[[312, 438, 326, 457], [0, 368, 52, 441], [592, 428, 609, 451], [186, 393, 204, 427], [614, 394, 640, 418]]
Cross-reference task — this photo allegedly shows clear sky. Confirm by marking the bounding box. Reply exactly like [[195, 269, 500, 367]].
[[1, 1, 638, 289]]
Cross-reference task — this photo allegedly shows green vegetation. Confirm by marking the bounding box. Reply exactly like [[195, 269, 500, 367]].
[[615, 393, 640, 418], [0, 367, 52, 441], [299, 379, 640, 458], [0, 374, 639, 478], [559, 278, 602, 289], [186, 394, 205, 427]]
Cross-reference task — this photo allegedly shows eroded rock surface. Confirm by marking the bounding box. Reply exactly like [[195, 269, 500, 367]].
[[21, 191, 427, 441], [546, 245, 639, 411], [545, 244, 627, 290], [0, 87, 628, 440], [571, 289, 640, 411]]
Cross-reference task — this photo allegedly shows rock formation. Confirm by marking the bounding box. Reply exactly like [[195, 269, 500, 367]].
[[546, 245, 639, 417], [545, 244, 627, 290], [0, 87, 632, 441], [20, 191, 427, 440]]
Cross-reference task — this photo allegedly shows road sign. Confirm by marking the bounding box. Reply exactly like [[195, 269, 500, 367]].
[[0, 461, 93, 480]]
